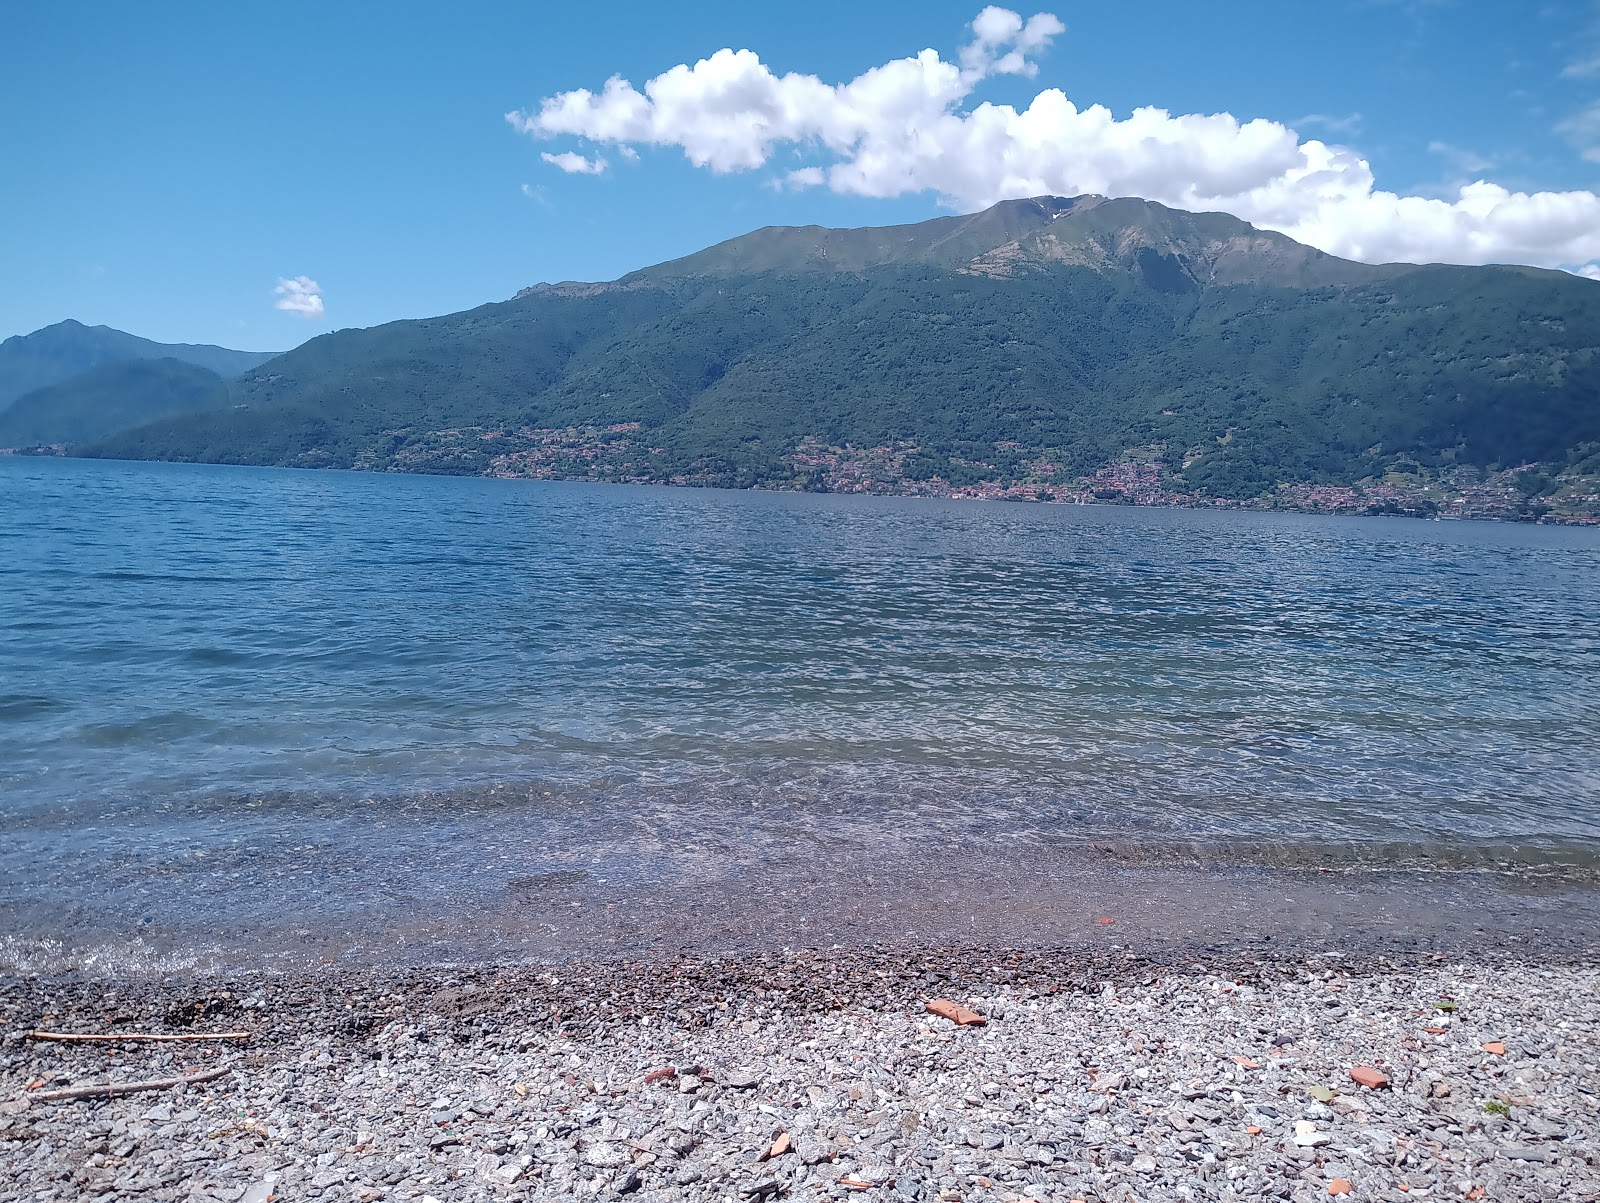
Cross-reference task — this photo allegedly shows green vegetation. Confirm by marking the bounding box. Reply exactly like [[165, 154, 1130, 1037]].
[[69, 197, 1600, 501], [0, 358, 233, 449]]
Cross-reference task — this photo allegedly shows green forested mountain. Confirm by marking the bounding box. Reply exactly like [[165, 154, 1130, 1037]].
[[0, 320, 279, 410], [73, 196, 1600, 501], [0, 358, 232, 449]]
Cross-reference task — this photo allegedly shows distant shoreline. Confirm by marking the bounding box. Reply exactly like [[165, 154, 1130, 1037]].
[[9, 450, 1600, 527]]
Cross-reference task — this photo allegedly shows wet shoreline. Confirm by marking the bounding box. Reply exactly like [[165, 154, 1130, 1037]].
[[6, 835, 1600, 978]]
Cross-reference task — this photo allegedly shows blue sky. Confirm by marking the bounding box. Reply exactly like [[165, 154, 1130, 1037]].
[[2, 0, 1597, 351]]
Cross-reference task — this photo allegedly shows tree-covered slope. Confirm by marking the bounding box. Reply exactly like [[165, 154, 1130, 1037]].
[[77, 196, 1600, 500], [0, 358, 233, 449], [0, 319, 280, 410]]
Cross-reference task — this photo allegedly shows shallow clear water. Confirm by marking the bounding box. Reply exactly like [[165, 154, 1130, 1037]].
[[3, 456, 1598, 968]]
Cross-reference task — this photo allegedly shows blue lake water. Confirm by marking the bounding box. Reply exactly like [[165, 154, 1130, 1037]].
[[3, 456, 1599, 969]]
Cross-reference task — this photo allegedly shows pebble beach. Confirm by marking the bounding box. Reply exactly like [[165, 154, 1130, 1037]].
[[3, 944, 1596, 1203]]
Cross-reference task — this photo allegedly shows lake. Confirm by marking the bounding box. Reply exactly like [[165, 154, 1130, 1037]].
[[3, 456, 1598, 970]]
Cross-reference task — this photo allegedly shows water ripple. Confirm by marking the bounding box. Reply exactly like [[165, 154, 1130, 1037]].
[[2, 456, 1598, 923]]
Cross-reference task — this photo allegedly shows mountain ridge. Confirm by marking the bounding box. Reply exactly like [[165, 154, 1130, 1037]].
[[0, 320, 280, 411], [51, 195, 1600, 515]]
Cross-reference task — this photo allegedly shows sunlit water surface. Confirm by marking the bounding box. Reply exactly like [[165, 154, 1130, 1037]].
[[3, 457, 1597, 969]]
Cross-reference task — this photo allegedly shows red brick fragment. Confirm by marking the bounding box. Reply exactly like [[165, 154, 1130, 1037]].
[[643, 1066, 677, 1085], [761, 1132, 791, 1161], [925, 999, 986, 1026], [1328, 1179, 1353, 1196], [1349, 1065, 1390, 1090], [1481, 1041, 1506, 1056]]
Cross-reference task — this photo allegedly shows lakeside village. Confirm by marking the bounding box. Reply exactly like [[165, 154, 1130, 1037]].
[[362, 422, 1600, 524], [12, 422, 1595, 522]]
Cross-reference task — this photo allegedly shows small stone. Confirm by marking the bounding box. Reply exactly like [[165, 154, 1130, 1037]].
[[1294, 1121, 1331, 1148], [678, 1074, 702, 1094], [797, 1136, 834, 1165], [585, 1142, 630, 1168], [491, 1163, 526, 1185]]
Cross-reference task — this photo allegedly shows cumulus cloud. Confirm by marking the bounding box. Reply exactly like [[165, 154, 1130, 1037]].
[[541, 150, 609, 174], [273, 275, 324, 319], [507, 7, 1600, 271], [1578, 264, 1600, 282]]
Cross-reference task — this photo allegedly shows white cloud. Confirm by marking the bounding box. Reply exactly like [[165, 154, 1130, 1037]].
[[1557, 101, 1600, 164], [273, 275, 324, 319], [507, 7, 1600, 270], [1577, 263, 1600, 282], [1293, 112, 1364, 138], [1427, 140, 1494, 175], [1564, 55, 1600, 79], [541, 150, 609, 174]]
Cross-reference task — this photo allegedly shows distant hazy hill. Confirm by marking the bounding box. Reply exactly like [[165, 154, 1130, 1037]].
[[0, 319, 278, 410], [77, 196, 1600, 499], [0, 358, 233, 449]]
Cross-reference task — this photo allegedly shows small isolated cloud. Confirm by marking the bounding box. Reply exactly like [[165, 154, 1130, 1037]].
[[272, 275, 324, 319], [1564, 55, 1600, 79], [506, 6, 1600, 270], [1293, 112, 1364, 138], [1427, 140, 1494, 175], [541, 150, 608, 174], [1577, 263, 1600, 281], [1557, 101, 1600, 163]]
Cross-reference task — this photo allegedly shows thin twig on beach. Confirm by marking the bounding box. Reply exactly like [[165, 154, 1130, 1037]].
[[25, 1030, 252, 1044], [29, 1066, 233, 1102]]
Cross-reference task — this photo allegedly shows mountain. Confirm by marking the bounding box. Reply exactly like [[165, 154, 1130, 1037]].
[[0, 320, 279, 410], [620, 194, 1400, 289], [73, 196, 1600, 506], [0, 358, 232, 449]]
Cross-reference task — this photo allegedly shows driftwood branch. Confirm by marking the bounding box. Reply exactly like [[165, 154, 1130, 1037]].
[[26, 1030, 251, 1044], [29, 1066, 233, 1102]]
